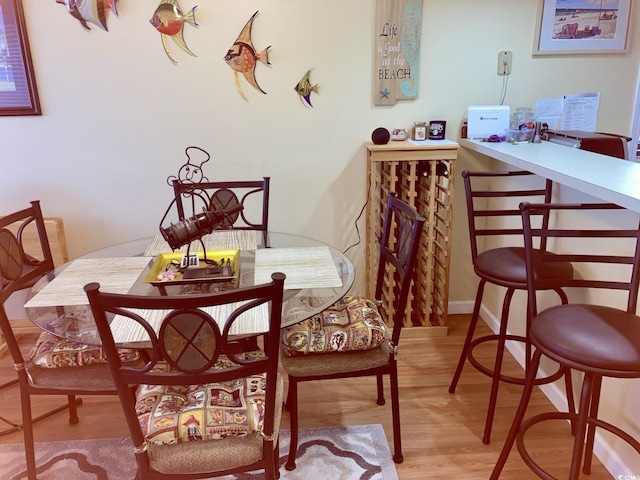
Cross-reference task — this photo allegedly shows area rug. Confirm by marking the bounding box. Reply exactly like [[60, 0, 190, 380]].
[[0, 424, 399, 480]]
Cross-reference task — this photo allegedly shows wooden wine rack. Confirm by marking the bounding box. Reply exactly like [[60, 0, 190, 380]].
[[365, 141, 458, 336]]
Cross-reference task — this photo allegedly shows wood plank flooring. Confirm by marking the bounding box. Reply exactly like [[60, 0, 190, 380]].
[[0, 314, 613, 479]]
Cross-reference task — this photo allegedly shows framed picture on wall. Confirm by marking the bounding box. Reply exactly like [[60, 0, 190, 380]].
[[534, 0, 631, 55], [0, 0, 40, 116]]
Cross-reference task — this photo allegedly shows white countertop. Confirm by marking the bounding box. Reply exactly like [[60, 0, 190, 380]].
[[459, 139, 640, 213]]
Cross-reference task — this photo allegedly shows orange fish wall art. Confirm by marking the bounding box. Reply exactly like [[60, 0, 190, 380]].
[[223, 11, 272, 101], [150, 0, 198, 64], [56, 0, 119, 31]]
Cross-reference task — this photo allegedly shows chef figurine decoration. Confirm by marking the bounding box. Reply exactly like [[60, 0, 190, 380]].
[[166, 146, 211, 187]]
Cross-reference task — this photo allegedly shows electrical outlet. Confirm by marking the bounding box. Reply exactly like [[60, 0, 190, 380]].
[[497, 51, 512, 76]]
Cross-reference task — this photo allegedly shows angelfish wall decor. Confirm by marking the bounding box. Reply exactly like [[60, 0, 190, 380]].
[[56, 0, 119, 31], [294, 70, 319, 108], [373, 0, 422, 106], [150, 0, 198, 64], [223, 11, 272, 101]]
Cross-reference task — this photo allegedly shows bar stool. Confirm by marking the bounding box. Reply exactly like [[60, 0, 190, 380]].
[[449, 170, 574, 444], [491, 202, 640, 479]]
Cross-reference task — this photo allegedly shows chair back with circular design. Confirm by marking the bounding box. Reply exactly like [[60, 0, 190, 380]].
[[85, 272, 286, 480], [172, 177, 270, 232]]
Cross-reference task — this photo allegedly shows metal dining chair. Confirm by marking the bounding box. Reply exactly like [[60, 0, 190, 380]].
[[280, 192, 425, 469], [0, 201, 140, 480], [85, 272, 286, 480]]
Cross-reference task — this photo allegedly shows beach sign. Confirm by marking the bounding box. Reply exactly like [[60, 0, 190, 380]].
[[373, 0, 422, 106]]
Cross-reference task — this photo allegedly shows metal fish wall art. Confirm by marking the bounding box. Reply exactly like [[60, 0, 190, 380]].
[[294, 70, 319, 108], [150, 0, 198, 64], [56, 0, 119, 31], [223, 11, 272, 101]]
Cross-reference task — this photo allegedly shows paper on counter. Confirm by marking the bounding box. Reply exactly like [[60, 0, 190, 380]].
[[535, 97, 562, 130], [254, 246, 343, 290], [561, 92, 600, 131], [144, 230, 258, 256], [24, 257, 152, 308], [535, 92, 600, 132]]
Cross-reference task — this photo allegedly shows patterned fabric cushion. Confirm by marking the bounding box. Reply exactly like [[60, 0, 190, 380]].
[[281, 296, 390, 356], [136, 352, 268, 445], [29, 332, 141, 368]]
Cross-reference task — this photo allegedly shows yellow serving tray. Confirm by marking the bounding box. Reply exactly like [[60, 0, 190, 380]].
[[145, 249, 240, 286]]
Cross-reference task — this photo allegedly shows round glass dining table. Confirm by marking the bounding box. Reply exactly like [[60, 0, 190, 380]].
[[24, 231, 355, 347]]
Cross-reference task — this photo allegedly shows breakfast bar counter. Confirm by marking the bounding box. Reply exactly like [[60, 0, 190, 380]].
[[459, 138, 640, 212]]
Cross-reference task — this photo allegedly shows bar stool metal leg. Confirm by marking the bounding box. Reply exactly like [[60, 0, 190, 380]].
[[449, 279, 485, 394], [490, 349, 541, 480], [483, 287, 515, 444], [451, 283, 569, 445]]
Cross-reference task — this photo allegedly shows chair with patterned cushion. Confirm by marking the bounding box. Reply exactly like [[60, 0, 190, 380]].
[[280, 192, 425, 469], [0, 201, 141, 480], [448, 170, 575, 444], [491, 202, 640, 479], [85, 272, 286, 480]]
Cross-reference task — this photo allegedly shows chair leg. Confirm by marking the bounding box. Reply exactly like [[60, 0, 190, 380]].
[[68, 394, 80, 424], [449, 279, 486, 393], [285, 378, 299, 471], [265, 439, 278, 480], [582, 375, 602, 475], [563, 367, 577, 435], [376, 373, 385, 405], [389, 366, 403, 463], [274, 438, 281, 479], [490, 349, 542, 480], [20, 389, 37, 480], [18, 391, 84, 480], [483, 287, 515, 445], [568, 373, 596, 480]]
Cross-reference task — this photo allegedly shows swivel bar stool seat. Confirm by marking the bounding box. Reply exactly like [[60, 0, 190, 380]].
[[491, 202, 640, 479], [449, 170, 574, 444]]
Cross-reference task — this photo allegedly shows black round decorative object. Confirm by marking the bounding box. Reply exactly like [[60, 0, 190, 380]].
[[371, 127, 390, 145]]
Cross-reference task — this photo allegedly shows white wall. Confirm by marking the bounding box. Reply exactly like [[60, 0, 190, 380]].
[[3, 0, 640, 474], [5, 1, 639, 289]]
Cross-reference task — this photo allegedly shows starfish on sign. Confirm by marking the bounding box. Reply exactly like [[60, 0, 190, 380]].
[[380, 88, 390, 99]]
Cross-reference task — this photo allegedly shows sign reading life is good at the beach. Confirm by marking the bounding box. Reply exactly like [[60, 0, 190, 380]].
[[374, 0, 422, 106]]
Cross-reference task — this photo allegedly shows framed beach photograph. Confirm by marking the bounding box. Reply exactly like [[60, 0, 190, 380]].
[[0, 0, 40, 115], [534, 0, 631, 55]]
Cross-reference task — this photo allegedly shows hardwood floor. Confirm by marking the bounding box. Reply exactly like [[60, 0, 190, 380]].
[[0, 314, 613, 479]]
